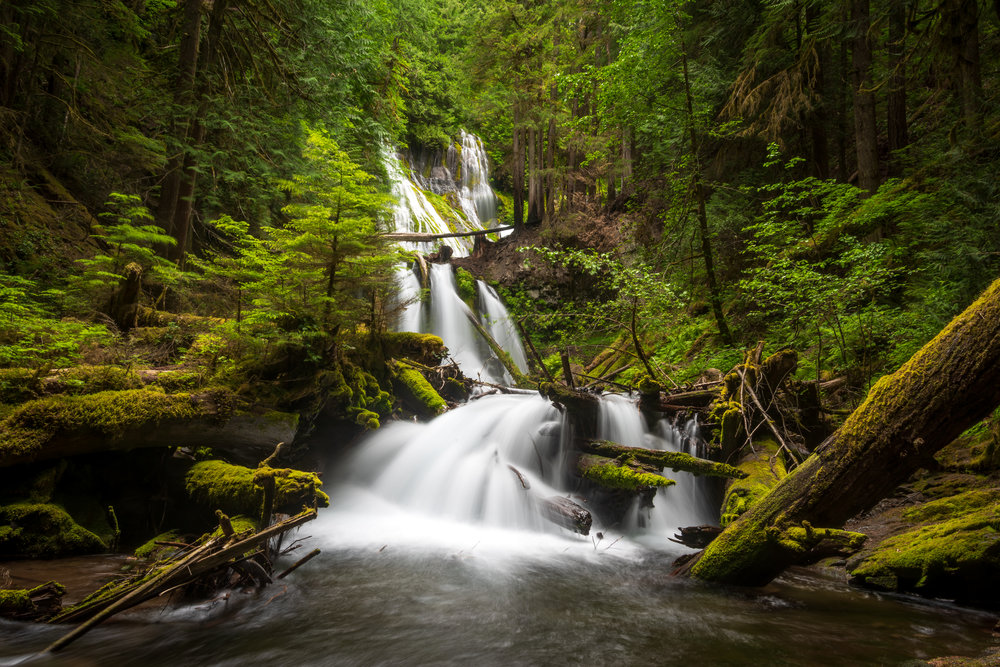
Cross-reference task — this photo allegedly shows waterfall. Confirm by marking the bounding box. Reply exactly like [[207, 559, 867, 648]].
[[393, 264, 423, 333], [456, 130, 500, 228], [476, 280, 529, 374]]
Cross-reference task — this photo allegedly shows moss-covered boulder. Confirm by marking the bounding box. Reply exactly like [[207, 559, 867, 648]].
[[848, 489, 1000, 602], [0, 502, 106, 557], [183, 460, 329, 519]]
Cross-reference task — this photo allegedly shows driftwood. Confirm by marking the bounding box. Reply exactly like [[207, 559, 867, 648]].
[[46, 509, 318, 652], [669, 525, 722, 549], [0, 581, 66, 621], [582, 440, 748, 479], [508, 465, 592, 534], [687, 278, 1000, 586], [540, 496, 592, 536], [654, 388, 720, 411]]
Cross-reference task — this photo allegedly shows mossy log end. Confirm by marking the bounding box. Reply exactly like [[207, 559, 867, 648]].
[[689, 278, 1000, 586], [583, 440, 748, 479], [577, 454, 676, 493], [0, 389, 299, 468]]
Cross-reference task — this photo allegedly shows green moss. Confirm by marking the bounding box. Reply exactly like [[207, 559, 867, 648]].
[[0, 589, 32, 614], [184, 460, 329, 518], [580, 459, 676, 492], [454, 267, 477, 305], [392, 361, 447, 417], [380, 332, 446, 366], [848, 489, 1000, 598], [0, 388, 200, 459], [0, 502, 106, 557], [720, 439, 786, 527], [0, 368, 42, 404], [636, 374, 662, 395], [134, 529, 182, 559]]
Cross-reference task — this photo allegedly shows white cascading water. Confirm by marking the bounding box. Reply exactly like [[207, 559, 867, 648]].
[[476, 280, 529, 374], [427, 263, 507, 384], [456, 130, 501, 229], [360, 132, 713, 554]]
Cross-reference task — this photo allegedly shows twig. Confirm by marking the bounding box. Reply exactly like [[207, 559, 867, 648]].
[[276, 548, 321, 580]]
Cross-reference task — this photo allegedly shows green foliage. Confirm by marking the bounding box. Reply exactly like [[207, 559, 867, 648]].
[[72, 193, 180, 311], [0, 274, 111, 369]]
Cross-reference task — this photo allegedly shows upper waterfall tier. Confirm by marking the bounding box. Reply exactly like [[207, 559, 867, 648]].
[[385, 131, 506, 258]]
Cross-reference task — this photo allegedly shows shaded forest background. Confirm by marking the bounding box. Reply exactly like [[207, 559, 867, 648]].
[[1, 0, 999, 396]]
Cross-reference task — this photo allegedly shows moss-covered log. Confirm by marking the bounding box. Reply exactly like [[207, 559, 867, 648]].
[[577, 454, 676, 493], [462, 309, 529, 386], [689, 278, 1000, 586], [719, 439, 786, 527], [0, 388, 299, 468], [0, 503, 106, 557], [0, 582, 65, 620], [390, 360, 447, 417], [183, 460, 329, 519], [583, 440, 748, 479]]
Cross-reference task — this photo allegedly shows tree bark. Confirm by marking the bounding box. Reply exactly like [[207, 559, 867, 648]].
[[887, 0, 909, 176], [678, 19, 733, 345], [512, 109, 524, 227], [688, 277, 1000, 585], [851, 0, 880, 194]]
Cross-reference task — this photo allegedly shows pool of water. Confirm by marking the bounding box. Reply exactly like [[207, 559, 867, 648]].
[[1, 499, 996, 666]]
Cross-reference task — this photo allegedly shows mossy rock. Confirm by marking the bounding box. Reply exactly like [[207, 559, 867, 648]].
[[848, 489, 1000, 601], [184, 460, 329, 518], [380, 332, 447, 367], [0, 502, 106, 557], [720, 439, 786, 528]]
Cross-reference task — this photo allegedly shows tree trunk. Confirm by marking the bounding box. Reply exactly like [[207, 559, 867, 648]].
[[886, 0, 909, 176], [679, 20, 733, 345], [687, 277, 1000, 585], [851, 0, 880, 194], [156, 0, 203, 237], [806, 4, 830, 179], [943, 0, 982, 132], [512, 109, 524, 227]]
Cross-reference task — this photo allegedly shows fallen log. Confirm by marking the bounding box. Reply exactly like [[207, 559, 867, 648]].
[[46, 509, 318, 652], [687, 277, 1000, 586], [384, 225, 515, 243], [577, 454, 675, 493], [582, 440, 748, 479], [0, 388, 299, 468], [463, 310, 529, 386], [540, 496, 592, 536], [539, 382, 601, 435], [655, 388, 720, 410]]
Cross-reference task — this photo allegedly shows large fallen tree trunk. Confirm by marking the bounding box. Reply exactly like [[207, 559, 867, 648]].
[[0, 389, 298, 468], [688, 278, 1000, 586], [582, 440, 747, 479]]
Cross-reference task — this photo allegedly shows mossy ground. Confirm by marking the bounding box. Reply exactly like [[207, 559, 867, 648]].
[[847, 488, 1000, 601]]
